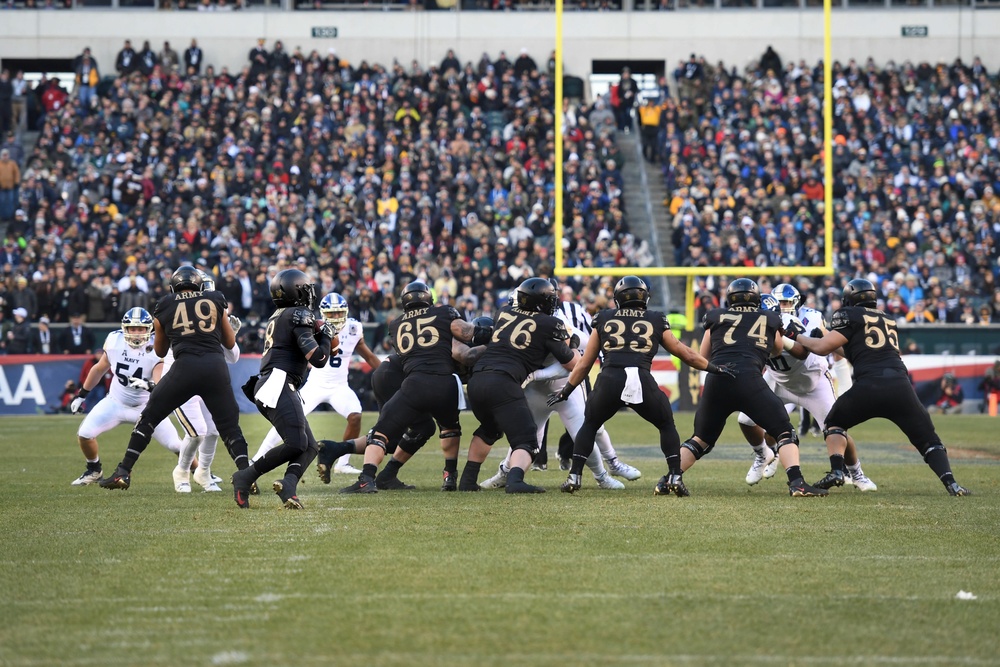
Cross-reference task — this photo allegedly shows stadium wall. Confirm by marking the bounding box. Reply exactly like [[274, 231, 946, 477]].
[[2, 10, 1000, 82]]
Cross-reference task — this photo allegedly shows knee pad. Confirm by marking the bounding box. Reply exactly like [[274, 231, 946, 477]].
[[473, 425, 502, 447], [823, 427, 848, 442], [399, 422, 436, 456], [919, 442, 946, 461], [439, 427, 461, 440], [774, 431, 799, 452], [365, 429, 389, 452], [681, 438, 713, 460]]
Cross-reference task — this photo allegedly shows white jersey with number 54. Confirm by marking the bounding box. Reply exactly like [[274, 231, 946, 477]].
[[104, 330, 164, 407]]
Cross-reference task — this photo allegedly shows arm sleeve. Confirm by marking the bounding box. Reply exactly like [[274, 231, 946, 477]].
[[223, 343, 240, 364], [532, 360, 571, 382], [544, 338, 576, 364]]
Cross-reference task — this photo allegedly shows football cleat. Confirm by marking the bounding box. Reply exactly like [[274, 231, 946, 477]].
[[172, 465, 191, 493], [505, 479, 546, 494], [788, 478, 829, 497], [606, 458, 641, 481], [763, 455, 780, 479], [595, 472, 625, 490], [340, 475, 377, 494], [813, 470, 845, 490], [231, 468, 255, 508], [442, 470, 460, 492], [530, 462, 547, 472], [850, 471, 878, 492], [559, 457, 571, 471], [479, 464, 509, 490], [71, 467, 103, 486], [99, 467, 131, 490], [375, 475, 415, 491], [653, 475, 672, 496], [334, 464, 363, 475], [746, 447, 775, 485], [193, 467, 222, 492], [273, 478, 304, 509], [665, 473, 690, 497], [316, 440, 355, 483], [560, 474, 582, 494], [946, 482, 972, 497]]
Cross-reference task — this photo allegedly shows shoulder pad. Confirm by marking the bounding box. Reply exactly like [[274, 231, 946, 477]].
[[831, 309, 851, 330], [445, 306, 462, 321], [290, 308, 316, 328], [660, 312, 671, 330], [550, 320, 570, 341]]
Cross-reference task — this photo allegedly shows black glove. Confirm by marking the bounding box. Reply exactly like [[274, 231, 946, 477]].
[[810, 328, 824, 338], [569, 333, 581, 350], [546, 384, 575, 407], [472, 323, 493, 347], [706, 362, 737, 379], [782, 321, 804, 341]]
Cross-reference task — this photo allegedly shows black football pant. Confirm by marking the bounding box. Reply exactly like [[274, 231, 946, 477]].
[[372, 373, 460, 444], [371, 361, 436, 454], [249, 375, 318, 483], [467, 371, 538, 453], [121, 353, 249, 472], [826, 373, 940, 448], [694, 371, 794, 446]]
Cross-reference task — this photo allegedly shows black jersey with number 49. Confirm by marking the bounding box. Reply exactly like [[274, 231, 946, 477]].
[[388, 305, 461, 376], [593, 308, 669, 370], [704, 306, 782, 372], [473, 305, 574, 384], [153, 290, 229, 358], [830, 306, 906, 379]]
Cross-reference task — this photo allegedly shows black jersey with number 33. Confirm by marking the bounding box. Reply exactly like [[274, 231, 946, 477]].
[[703, 306, 782, 372], [388, 305, 461, 376], [152, 290, 229, 357], [473, 305, 574, 384], [593, 308, 669, 370], [830, 306, 906, 379]]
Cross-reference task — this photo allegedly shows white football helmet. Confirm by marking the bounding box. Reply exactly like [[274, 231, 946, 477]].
[[122, 307, 154, 348]]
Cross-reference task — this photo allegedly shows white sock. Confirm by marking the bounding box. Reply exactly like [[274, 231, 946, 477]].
[[595, 429, 617, 461], [198, 434, 218, 472], [501, 447, 514, 470], [585, 448, 607, 477], [847, 460, 863, 476], [336, 453, 352, 468], [252, 428, 282, 462], [178, 436, 200, 472], [750, 440, 767, 455], [86, 457, 100, 464]]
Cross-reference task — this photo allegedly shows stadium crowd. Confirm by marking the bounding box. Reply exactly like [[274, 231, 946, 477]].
[[0, 41, 646, 353], [641, 49, 1000, 324]]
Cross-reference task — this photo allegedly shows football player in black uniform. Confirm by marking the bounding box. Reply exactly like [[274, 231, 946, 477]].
[[99, 266, 251, 491], [230, 269, 349, 509], [331, 281, 487, 494], [549, 276, 733, 496], [791, 278, 972, 496], [458, 277, 580, 494], [677, 278, 828, 497]]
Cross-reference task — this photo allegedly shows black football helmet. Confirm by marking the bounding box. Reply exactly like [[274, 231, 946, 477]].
[[472, 315, 494, 329], [400, 281, 433, 311], [270, 269, 316, 308], [614, 276, 650, 309], [842, 278, 878, 307], [726, 278, 761, 308], [170, 266, 202, 293], [516, 277, 558, 314]]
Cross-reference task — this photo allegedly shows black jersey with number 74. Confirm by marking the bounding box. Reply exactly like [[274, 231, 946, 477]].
[[152, 290, 229, 358], [703, 306, 782, 372]]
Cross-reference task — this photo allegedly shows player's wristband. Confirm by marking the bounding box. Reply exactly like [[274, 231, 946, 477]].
[[705, 363, 720, 375], [78, 388, 90, 398], [782, 337, 796, 351]]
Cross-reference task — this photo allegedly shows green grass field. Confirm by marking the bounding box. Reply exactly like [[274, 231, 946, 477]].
[[1, 411, 998, 667]]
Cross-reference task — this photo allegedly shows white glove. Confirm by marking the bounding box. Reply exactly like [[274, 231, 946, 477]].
[[127, 377, 156, 392], [228, 314, 242, 334], [70, 397, 85, 414], [521, 372, 535, 389]]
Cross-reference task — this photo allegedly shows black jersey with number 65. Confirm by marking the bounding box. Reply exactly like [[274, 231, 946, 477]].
[[830, 306, 906, 379], [388, 305, 462, 376], [152, 290, 229, 358], [703, 306, 782, 372], [593, 307, 669, 370], [473, 305, 574, 384]]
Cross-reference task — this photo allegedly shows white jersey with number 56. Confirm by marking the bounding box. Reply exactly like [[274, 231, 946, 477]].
[[308, 318, 363, 388], [104, 330, 164, 407]]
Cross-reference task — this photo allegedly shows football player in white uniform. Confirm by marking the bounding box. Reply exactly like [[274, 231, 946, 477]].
[[481, 282, 639, 490], [162, 271, 239, 493], [69, 308, 183, 485], [253, 292, 381, 472], [739, 285, 876, 491]]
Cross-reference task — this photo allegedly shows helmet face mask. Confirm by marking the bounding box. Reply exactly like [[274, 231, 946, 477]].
[[122, 307, 153, 348], [771, 283, 801, 314], [516, 277, 558, 314], [613, 276, 649, 309], [198, 269, 215, 292], [170, 266, 202, 293], [726, 278, 761, 308], [270, 269, 316, 308], [319, 292, 349, 333], [400, 281, 433, 311]]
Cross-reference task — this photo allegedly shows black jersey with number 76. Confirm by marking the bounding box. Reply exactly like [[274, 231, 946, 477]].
[[703, 306, 782, 373], [152, 290, 229, 358], [473, 305, 574, 384]]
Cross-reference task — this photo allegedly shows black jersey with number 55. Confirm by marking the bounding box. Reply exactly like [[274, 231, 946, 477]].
[[473, 305, 574, 384], [830, 306, 906, 379], [593, 308, 669, 370], [152, 290, 229, 358], [704, 306, 782, 372], [388, 305, 461, 376]]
